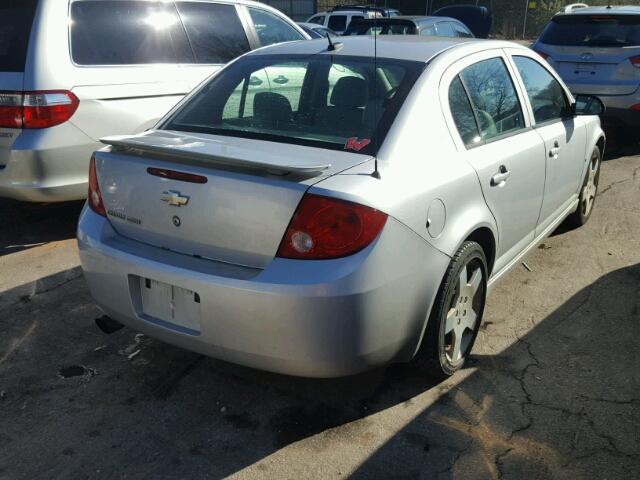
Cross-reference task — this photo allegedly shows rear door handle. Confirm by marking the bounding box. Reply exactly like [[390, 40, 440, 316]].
[[491, 166, 511, 186], [549, 141, 560, 158]]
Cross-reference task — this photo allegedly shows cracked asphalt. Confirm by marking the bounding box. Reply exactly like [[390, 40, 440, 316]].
[[0, 144, 639, 480]]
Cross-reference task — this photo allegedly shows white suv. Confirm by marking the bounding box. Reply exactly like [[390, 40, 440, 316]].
[[307, 8, 382, 34], [0, 0, 307, 202]]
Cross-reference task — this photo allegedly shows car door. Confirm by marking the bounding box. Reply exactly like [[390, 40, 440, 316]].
[[441, 51, 546, 274], [507, 51, 587, 235]]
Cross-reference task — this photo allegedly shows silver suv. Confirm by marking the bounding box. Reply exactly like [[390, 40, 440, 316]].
[[532, 4, 640, 133], [0, 0, 307, 202]]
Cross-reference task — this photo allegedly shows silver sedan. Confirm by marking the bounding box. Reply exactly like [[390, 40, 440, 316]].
[[78, 36, 605, 378]]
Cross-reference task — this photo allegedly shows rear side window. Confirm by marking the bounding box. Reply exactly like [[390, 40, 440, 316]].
[[0, 0, 38, 72], [540, 14, 640, 47], [70, 1, 192, 65], [448, 76, 480, 146], [309, 16, 325, 25], [434, 22, 455, 37], [452, 23, 473, 38], [248, 7, 303, 47], [328, 15, 348, 32], [513, 56, 569, 124], [459, 57, 525, 142], [176, 2, 249, 64]]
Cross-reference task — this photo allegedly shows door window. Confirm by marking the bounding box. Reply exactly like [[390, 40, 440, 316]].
[[459, 57, 525, 141], [176, 2, 250, 64], [420, 25, 436, 36], [513, 56, 569, 124], [248, 7, 304, 46], [328, 15, 347, 32], [448, 76, 480, 146], [309, 15, 325, 25], [70, 1, 192, 65]]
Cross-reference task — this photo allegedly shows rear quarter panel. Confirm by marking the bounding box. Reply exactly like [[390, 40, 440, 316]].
[[311, 53, 499, 263]]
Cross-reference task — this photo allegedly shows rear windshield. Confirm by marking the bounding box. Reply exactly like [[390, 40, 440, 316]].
[[344, 22, 417, 36], [539, 14, 640, 47], [0, 0, 38, 72], [164, 54, 424, 155]]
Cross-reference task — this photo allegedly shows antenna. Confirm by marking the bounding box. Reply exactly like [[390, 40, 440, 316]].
[[371, 0, 381, 179], [326, 33, 342, 52]]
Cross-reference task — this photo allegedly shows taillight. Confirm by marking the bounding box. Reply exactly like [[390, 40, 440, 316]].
[[0, 90, 79, 129], [88, 155, 106, 217], [534, 50, 550, 61], [629, 55, 640, 68], [277, 194, 387, 260], [631, 104, 640, 111], [0, 92, 23, 128]]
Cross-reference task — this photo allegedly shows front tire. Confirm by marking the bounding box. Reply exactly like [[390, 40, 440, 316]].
[[567, 146, 601, 227], [416, 241, 488, 377]]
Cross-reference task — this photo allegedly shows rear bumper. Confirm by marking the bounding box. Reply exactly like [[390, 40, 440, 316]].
[[566, 84, 640, 129], [0, 123, 98, 202], [77, 206, 450, 378]]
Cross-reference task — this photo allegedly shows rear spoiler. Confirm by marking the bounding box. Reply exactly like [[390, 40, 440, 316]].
[[100, 131, 332, 175]]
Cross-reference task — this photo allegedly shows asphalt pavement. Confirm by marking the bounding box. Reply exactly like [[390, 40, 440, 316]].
[[0, 143, 639, 480]]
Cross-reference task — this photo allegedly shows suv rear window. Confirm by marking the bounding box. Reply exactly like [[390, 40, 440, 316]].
[[164, 54, 423, 155], [539, 14, 640, 47], [70, 1, 192, 65], [0, 0, 38, 72]]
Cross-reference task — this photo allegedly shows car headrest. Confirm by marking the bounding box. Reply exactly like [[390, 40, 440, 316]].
[[253, 92, 293, 127], [330, 77, 368, 108]]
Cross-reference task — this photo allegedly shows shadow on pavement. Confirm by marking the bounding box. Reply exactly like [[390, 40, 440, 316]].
[[0, 199, 84, 257], [0, 264, 638, 479]]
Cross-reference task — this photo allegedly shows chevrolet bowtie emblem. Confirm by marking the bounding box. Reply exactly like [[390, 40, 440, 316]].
[[160, 190, 189, 206]]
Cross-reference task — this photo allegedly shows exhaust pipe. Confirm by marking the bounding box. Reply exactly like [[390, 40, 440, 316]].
[[95, 315, 124, 334]]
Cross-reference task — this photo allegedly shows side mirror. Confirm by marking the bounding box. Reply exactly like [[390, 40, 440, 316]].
[[572, 94, 605, 116]]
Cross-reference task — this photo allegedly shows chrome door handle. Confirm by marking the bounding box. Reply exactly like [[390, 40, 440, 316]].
[[491, 166, 511, 186]]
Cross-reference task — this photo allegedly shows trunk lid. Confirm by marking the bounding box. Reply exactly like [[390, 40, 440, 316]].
[[546, 45, 640, 95], [96, 130, 369, 268]]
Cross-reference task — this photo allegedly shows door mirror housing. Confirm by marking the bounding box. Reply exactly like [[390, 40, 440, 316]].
[[572, 94, 605, 116]]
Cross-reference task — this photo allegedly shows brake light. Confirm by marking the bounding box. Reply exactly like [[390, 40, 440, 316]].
[[277, 194, 387, 260], [534, 50, 550, 61], [88, 155, 106, 217], [147, 167, 208, 184], [0, 90, 79, 129], [631, 104, 640, 111], [0, 92, 22, 128], [629, 55, 640, 68]]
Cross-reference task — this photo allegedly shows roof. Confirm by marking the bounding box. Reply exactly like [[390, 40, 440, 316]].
[[349, 15, 458, 24], [246, 35, 513, 63], [556, 5, 640, 16]]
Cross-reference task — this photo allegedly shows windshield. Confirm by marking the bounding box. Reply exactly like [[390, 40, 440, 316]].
[[0, 0, 38, 72], [539, 14, 640, 47], [164, 54, 424, 155]]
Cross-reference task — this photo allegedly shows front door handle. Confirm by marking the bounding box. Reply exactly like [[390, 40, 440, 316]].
[[549, 141, 561, 158], [491, 165, 511, 186]]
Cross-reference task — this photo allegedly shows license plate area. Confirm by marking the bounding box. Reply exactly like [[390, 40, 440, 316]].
[[130, 276, 202, 335]]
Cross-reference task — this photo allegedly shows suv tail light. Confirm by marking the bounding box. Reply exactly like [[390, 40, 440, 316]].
[[534, 50, 550, 61], [88, 155, 106, 217], [629, 55, 640, 68], [277, 194, 387, 260], [631, 104, 640, 111], [0, 90, 79, 129]]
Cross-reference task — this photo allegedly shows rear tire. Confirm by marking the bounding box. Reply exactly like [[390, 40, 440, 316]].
[[415, 241, 487, 377], [567, 146, 601, 227]]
